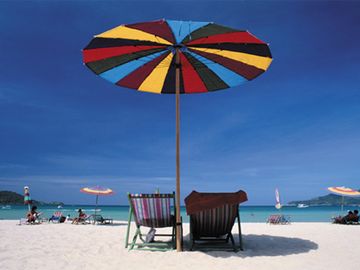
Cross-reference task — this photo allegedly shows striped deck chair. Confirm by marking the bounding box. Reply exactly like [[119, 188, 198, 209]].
[[185, 190, 248, 252], [125, 192, 178, 251]]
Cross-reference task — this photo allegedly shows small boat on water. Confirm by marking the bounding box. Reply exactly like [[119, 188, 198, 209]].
[[297, 203, 309, 208], [1, 205, 11, 210], [57, 205, 63, 209]]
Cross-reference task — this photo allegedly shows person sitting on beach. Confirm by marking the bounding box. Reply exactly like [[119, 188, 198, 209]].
[[27, 206, 41, 223], [333, 210, 359, 224], [349, 210, 359, 222], [72, 209, 87, 224], [342, 210, 359, 223]]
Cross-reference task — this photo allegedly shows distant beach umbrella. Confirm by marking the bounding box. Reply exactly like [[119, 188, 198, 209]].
[[80, 186, 114, 221], [82, 19, 272, 250], [24, 186, 32, 211], [328, 186, 360, 212]]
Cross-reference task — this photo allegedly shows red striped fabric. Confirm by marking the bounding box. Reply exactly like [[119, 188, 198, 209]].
[[83, 45, 165, 63], [130, 194, 173, 228], [180, 52, 208, 93], [126, 20, 176, 44], [187, 31, 266, 46], [188, 48, 265, 79]]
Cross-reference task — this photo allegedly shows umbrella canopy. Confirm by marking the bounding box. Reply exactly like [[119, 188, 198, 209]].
[[82, 19, 272, 250], [24, 186, 32, 211], [80, 186, 114, 196], [83, 19, 272, 93], [80, 186, 114, 222], [328, 186, 360, 196], [328, 186, 360, 212]]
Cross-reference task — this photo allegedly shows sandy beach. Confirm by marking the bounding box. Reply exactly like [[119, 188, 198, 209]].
[[0, 220, 359, 270]]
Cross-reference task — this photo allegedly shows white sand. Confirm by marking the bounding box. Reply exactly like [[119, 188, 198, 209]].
[[0, 220, 359, 270]]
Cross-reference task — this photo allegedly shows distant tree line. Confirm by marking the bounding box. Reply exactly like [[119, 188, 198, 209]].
[[0, 190, 63, 205], [289, 193, 360, 206]]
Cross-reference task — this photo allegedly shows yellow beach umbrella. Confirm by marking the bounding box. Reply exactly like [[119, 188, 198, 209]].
[[80, 186, 114, 219], [328, 186, 360, 212]]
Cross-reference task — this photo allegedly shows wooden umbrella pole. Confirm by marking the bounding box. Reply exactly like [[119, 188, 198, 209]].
[[94, 194, 99, 224], [175, 48, 182, 251]]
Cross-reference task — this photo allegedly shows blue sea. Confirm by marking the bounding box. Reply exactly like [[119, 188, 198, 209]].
[[1, 205, 358, 222]]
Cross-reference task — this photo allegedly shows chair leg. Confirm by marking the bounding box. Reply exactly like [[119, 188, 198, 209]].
[[189, 234, 195, 251], [225, 234, 230, 243], [130, 227, 141, 250], [229, 233, 236, 251], [139, 230, 145, 242], [172, 224, 176, 249], [180, 216, 183, 251], [189, 218, 194, 251], [125, 207, 133, 248], [237, 211, 243, 251]]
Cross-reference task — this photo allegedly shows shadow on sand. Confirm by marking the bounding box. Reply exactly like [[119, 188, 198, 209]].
[[183, 233, 318, 257]]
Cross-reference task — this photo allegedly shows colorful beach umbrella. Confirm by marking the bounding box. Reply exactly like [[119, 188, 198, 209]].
[[24, 186, 32, 211], [80, 186, 114, 220], [328, 186, 360, 212], [82, 19, 272, 250]]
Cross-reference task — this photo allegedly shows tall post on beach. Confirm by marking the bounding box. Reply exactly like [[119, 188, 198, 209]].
[[175, 47, 182, 252], [24, 186, 32, 212]]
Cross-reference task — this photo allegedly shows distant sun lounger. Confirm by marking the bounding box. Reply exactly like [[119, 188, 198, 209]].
[[49, 211, 64, 223], [92, 214, 113, 225], [267, 214, 291, 225]]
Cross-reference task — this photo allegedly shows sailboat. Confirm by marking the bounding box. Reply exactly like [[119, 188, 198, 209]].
[[267, 188, 290, 224], [275, 188, 282, 209]]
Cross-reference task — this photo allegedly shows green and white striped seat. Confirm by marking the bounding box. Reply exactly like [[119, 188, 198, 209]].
[[125, 192, 178, 251]]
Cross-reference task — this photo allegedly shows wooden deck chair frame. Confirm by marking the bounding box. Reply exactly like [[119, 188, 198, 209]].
[[189, 204, 243, 252], [125, 192, 181, 251]]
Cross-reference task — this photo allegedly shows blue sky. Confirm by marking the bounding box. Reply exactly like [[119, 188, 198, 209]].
[[0, 1, 359, 205]]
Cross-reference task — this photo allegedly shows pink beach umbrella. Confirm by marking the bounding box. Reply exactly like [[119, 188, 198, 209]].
[[80, 186, 114, 218]]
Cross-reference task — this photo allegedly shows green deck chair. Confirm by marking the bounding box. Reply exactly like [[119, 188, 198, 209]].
[[125, 192, 179, 251]]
